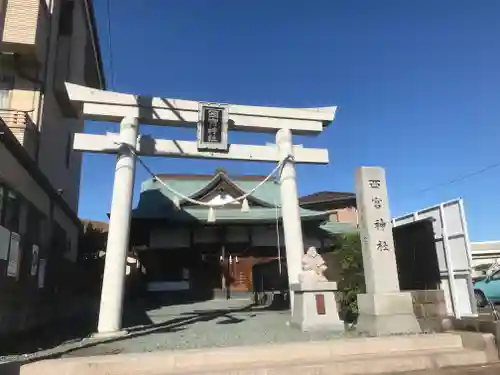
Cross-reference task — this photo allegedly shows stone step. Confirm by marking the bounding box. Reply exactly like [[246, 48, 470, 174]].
[[19, 334, 491, 375], [183, 349, 490, 375]]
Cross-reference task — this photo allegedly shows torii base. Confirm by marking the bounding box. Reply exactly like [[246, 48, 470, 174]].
[[90, 330, 128, 340]]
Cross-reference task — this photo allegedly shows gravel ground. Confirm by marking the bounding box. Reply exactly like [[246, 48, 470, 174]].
[[0, 298, 346, 362], [62, 299, 345, 358]]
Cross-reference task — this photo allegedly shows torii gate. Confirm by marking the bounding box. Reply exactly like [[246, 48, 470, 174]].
[[66, 82, 337, 337]]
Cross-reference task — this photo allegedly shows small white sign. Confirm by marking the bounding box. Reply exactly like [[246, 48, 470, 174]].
[[31, 244, 40, 276], [0, 225, 10, 261], [7, 232, 21, 278], [38, 258, 46, 289]]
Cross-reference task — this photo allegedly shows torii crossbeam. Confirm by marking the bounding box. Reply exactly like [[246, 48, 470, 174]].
[[66, 82, 337, 338], [66, 83, 336, 135]]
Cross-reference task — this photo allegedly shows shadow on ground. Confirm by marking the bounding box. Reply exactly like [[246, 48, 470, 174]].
[[60, 305, 260, 358], [0, 293, 290, 358], [0, 292, 220, 356]]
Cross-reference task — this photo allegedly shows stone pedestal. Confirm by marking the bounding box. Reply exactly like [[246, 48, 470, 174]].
[[290, 282, 344, 332], [356, 292, 421, 336]]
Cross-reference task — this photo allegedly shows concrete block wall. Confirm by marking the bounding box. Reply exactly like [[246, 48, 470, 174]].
[[0, 273, 99, 337], [410, 290, 448, 333]]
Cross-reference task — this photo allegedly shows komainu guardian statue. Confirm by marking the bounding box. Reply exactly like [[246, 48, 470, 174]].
[[298, 246, 328, 284]]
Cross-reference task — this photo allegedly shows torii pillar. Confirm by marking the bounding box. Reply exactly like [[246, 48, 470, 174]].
[[276, 128, 305, 311], [95, 117, 139, 337]]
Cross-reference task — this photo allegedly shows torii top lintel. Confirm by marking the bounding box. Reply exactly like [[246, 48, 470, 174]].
[[65, 83, 337, 135]]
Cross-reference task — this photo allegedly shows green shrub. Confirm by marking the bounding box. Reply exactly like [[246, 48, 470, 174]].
[[335, 233, 365, 323]]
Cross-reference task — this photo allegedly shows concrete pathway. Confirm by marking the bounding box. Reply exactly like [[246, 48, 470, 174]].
[[15, 333, 497, 375]]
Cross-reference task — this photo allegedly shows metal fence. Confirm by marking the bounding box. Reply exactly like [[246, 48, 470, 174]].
[[392, 198, 476, 318]]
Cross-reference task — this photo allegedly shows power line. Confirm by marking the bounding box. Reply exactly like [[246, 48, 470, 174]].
[[106, 0, 115, 89], [415, 160, 500, 195]]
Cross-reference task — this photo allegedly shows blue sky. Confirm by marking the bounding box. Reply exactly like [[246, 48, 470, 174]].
[[79, 0, 500, 241]]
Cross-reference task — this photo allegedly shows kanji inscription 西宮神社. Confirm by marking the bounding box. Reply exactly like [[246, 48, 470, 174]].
[[355, 167, 400, 293], [354, 166, 421, 336]]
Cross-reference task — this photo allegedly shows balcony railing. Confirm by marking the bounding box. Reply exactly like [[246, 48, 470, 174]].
[[0, 108, 37, 130], [0, 109, 39, 160]]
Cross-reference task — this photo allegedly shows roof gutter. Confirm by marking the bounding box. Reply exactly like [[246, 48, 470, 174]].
[[299, 196, 357, 207]]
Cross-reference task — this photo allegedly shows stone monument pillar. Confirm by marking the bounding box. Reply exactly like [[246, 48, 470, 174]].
[[355, 166, 421, 336]]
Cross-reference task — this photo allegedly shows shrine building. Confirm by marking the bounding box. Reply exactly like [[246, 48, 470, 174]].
[[129, 169, 357, 300]]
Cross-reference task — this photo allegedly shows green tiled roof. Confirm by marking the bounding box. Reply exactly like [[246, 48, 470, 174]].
[[141, 174, 282, 207], [319, 221, 358, 235], [135, 174, 332, 223]]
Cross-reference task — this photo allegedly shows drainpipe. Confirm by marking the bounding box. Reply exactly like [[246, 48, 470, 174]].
[[82, 0, 104, 88], [35, 0, 55, 164]]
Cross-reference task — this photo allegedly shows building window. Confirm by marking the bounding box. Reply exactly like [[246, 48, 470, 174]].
[[3, 190, 20, 233], [0, 68, 14, 109], [26, 204, 42, 245], [58, 0, 74, 36], [52, 222, 68, 254], [65, 133, 72, 168]]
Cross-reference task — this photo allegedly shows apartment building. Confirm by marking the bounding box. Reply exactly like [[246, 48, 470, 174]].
[[0, 0, 105, 334], [0, 0, 105, 256]]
